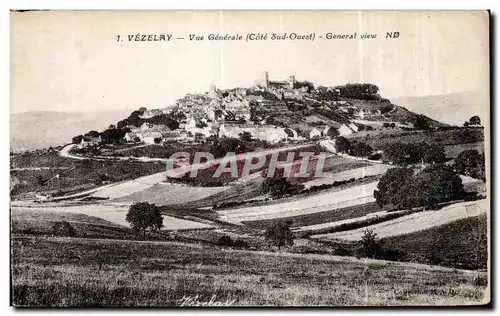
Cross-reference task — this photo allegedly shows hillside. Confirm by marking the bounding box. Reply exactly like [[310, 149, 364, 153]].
[[392, 92, 487, 126], [382, 214, 488, 270], [10, 110, 133, 152], [112, 82, 447, 142]]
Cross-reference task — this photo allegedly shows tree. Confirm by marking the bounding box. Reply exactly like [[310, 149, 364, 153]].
[[72, 135, 83, 144], [261, 177, 304, 198], [454, 149, 485, 180], [358, 229, 383, 258], [51, 221, 77, 237], [294, 80, 315, 92], [383, 142, 409, 164], [336, 83, 380, 100], [349, 142, 373, 158], [101, 128, 120, 144], [469, 116, 481, 126], [85, 130, 100, 138], [284, 128, 295, 138], [406, 165, 464, 208], [265, 220, 294, 250], [326, 127, 339, 139], [463, 121, 470, 127], [375, 165, 464, 209], [238, 131, 253, 142], [414, 115, 430, 130], [125, 202, 164, 238], [422, 144, 446, 164], [335, 137, 351, 154], [384, 142, 444, 165], [374, 167, 414, 207], [216, 235, 233, 247]]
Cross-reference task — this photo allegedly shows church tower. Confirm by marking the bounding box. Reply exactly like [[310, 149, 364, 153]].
[[263, 71, 269, 88], [288, 75, 296, 88]]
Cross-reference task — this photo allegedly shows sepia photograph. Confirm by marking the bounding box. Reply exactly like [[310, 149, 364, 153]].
[[9, 10, 490, 307]]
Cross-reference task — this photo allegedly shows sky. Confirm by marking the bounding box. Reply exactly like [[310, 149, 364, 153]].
[[11, 10, 489, 114]]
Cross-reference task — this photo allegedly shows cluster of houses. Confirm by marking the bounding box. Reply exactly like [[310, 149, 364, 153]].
[[77, 119, 362, 149], [79, 135, 102, 148], [309, 122, 360, 140], [78, 71, 369, 148]]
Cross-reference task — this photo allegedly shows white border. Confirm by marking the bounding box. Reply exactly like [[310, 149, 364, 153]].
[[2, 1, 498, 315]]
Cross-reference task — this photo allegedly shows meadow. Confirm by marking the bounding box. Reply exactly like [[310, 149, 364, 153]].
[[11, 236, 488, 307], [348, 127, 484, 151]]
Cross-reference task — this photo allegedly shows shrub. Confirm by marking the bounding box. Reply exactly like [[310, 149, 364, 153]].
[[51, 221, 77, 237], [261, 177, 304, 198], [334, 244, 353, 256], [265, 220, 294, 250], [357, 229, 383, 258], [216, 235, 233, 247], [232, 238, 249, 249], [335, 137, 351, 153], [454, 149, 485, 181], [473, 273, 488, 286]]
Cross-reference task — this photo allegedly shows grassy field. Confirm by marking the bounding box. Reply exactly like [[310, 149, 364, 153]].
[[303, 164, 391, 188], [113, 183, 229, 206], [313, 200, 487, 242], [243, 202, 386, 229], [178, 179, 266, 209], [348, 128, 484, 151], [382, 214, 488, 270], [285, 155, 370, 185], [11, 210, 135, 240], [12, 203, 214, 230], [217, 181, 379, 223], [11, 236, 488, 307], [444, 142, 485, 158], [167, 144, 321, 187], [11, 158, 166, 197], [10, 149, 73, 169]]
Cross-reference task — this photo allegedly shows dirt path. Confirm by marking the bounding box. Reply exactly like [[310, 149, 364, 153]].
[[59, 144, 173, 163]]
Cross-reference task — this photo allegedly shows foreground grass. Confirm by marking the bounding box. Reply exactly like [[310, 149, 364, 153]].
[[12, 236, 488, 307]]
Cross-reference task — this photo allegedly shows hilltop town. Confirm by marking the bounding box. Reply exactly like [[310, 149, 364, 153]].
[[73, 71, 446, 150]]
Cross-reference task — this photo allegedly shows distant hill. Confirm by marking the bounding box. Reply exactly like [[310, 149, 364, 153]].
[[10, 110, 133, 152], [391, 92, 488, 126]]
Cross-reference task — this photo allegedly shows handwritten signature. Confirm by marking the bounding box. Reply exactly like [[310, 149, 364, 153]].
[[178, 294, 237, 307]]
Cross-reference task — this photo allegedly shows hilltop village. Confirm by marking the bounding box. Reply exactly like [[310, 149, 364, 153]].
[[75, 71, 433, 149]]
